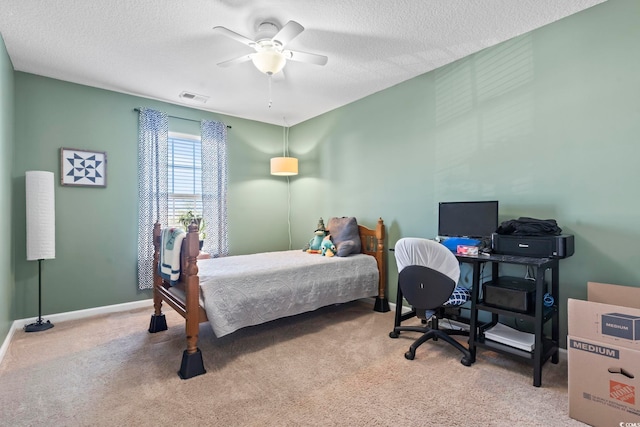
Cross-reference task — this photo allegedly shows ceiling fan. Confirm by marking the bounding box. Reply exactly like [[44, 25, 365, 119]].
[[212, 20, 328, 76]]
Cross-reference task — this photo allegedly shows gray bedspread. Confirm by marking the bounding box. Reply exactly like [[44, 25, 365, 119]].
[[196, 250, 379, 337]]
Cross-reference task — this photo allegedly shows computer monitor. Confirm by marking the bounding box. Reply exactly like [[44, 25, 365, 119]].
[[438, 200, 499, 238]]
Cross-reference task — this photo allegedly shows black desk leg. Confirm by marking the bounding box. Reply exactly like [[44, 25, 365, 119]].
[[533, 271, 545, 387], [551, 260, 560, 364], [467, 262, 481, 364]]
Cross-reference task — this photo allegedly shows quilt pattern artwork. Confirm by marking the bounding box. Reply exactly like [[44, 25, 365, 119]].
[[60, 148, 107, 187]]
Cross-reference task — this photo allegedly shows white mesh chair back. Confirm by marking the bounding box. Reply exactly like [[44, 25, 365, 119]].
[[394, 237, 460, 285]]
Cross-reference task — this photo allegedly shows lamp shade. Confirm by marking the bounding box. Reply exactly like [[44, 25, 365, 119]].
[[270, 157, 298, 176], [252, 50, 286, 75], [26, 171, 56, 261]]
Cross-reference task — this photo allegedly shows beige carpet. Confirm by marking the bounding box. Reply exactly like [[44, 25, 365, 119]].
[[0, 301, 584, 426]]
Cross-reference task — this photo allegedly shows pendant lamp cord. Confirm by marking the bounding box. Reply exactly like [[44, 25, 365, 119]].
[[287, 175, 292, 249], [283, 118, 293, 249], [283, 122, 290, 157]]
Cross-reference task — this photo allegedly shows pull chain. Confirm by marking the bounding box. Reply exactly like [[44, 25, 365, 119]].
[[268, 75, 273, 108]]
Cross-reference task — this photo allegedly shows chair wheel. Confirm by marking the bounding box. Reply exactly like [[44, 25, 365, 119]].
[[460, 357, 472, 367], [389, 331, 399, 339], [404, 350, 415, 360]]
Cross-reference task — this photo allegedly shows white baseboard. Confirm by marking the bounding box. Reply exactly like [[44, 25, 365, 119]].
[[0, 323, 16, 369], [0, 299, 153, 366], [387, 300, 411, 314]]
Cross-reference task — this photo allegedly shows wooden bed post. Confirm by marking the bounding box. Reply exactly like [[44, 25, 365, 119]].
[[179, 221, 206, 379], [373, 217, 390, 312], [148, 222, 168, 333]]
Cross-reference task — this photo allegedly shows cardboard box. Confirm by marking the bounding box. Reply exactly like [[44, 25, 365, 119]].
[[568, 282, 640, 426]]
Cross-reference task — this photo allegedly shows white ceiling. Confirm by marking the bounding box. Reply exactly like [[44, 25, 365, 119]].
[[0, 0, 606, 126]]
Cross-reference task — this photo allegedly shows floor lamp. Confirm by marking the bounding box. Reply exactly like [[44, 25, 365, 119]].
[[25, 171, 56, 332]]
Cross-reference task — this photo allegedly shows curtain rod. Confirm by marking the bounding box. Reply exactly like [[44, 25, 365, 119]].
[[133, 108, 232, 129]]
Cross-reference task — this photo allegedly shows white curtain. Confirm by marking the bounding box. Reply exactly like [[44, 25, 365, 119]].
[[137, 107, 168, 290], [200, 120, 229, 258]]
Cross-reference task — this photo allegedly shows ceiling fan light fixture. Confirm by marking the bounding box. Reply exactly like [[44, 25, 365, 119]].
[[252, 50, 286, 75]]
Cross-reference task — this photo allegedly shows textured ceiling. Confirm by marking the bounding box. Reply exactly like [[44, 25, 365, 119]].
[[0, 0, 606, 126]]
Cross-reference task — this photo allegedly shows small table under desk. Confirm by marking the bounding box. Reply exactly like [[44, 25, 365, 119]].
[[456, 252, 560, 387]]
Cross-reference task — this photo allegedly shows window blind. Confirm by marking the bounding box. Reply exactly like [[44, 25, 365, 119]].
[[168, 133, 202, 226]]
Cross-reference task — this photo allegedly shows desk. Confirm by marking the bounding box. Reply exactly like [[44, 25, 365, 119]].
[[457, 253, 560, 387]]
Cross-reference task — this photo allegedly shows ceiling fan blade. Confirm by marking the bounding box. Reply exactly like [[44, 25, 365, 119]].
[[283, 50, 328, 66], [273, 21, 304, 47], [217, 54, 253, 68], [212, 26, 256, 47]]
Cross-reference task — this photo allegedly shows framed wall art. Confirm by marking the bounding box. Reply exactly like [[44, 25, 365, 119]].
[[60, 148, 107, 187]]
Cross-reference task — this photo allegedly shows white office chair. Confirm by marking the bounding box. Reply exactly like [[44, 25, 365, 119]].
[[389, 237, 472, 366]]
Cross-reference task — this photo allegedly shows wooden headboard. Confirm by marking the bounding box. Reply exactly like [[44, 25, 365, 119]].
[[358, 218, 388, 312]]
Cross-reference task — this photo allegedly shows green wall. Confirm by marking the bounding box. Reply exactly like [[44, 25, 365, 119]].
[[291, 0, 640, 346], [12, 74, 290, 319], [0, 35, 14, 341]]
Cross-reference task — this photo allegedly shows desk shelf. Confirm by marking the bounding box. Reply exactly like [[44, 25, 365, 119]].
[[475, 335, 558, 363], [475, 301, 557, 323]]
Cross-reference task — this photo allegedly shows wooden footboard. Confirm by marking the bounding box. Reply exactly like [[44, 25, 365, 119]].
[[150, 217, 389, 379], [151, 221, 206, 379]]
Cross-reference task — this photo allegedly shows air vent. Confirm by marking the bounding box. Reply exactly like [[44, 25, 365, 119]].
[[179, 91, 209, 104]]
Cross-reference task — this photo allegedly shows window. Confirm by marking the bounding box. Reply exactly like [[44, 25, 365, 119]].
[[138, 109, 228, 290], [168, 132, 202, 227]]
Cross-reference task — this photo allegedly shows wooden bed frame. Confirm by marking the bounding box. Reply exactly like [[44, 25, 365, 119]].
[[148, 218, 389, 379]]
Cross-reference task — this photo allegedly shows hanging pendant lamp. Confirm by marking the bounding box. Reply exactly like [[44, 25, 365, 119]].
[[270, 156, 298, 175], [271, 123, 298, 176]]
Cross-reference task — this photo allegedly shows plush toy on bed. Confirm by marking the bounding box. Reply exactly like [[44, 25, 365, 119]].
[[321, 235, 336, 257], [303, 218, 327, 254]]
